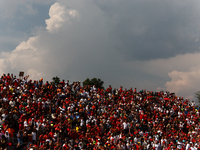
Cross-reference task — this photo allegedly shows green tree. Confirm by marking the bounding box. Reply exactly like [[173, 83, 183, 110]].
[[52, 76, 60, 84], [82, 78, 104, 89]]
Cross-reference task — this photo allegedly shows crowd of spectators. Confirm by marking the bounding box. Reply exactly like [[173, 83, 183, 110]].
[[0, 73, 199, 150]]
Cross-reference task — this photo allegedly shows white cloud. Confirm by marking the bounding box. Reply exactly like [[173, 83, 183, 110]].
[[132, 53, 200, 80], [164, 64, 200, 101], [125, 52, 200, 101], [0, 36, 41, 72], [45, 2, 79, 33], [45, 3, 66, 32], [15, 36, 38, 52]]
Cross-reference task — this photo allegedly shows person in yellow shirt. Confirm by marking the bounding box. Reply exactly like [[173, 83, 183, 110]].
[[75, 124, 79, 132]]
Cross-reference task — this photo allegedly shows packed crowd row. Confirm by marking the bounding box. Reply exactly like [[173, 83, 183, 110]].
[[0, 73, 199, 150]]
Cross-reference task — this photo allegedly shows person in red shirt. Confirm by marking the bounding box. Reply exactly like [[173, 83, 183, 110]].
[[49, 129, 54, 138], [62, 141, 69, 150]]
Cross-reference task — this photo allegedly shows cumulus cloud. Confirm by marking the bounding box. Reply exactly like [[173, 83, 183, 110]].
[[164, 64, 200, 101], [124, 52, 200, 101], [0, 36, 43, 79], [45, 3, 66, 32], [45, 2, 79, 33], [143, 52, 200, 102]]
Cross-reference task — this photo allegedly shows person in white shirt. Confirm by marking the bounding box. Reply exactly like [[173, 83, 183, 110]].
[[9, 98, 16, 107], [185, 141, 190, 150], [5, 131, 9, 142], [189, 142, 195, 150], [191, 101, 195, 107], [32, 128, 37, 144], [122, 120, 128, 135], [176, 139, 183, 149], [152, 140, 161, 150]]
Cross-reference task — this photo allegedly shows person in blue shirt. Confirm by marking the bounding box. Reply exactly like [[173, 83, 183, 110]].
[[17, 130, 23, 147]]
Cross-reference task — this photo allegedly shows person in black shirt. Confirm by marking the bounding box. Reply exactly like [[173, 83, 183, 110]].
[[1, 135, 7, 149]]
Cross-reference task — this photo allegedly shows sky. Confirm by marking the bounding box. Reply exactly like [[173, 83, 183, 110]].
[[1, 0, 200, 102]]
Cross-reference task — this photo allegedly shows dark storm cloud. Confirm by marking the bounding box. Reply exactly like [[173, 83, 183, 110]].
[[95, 0, 200, 60]]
